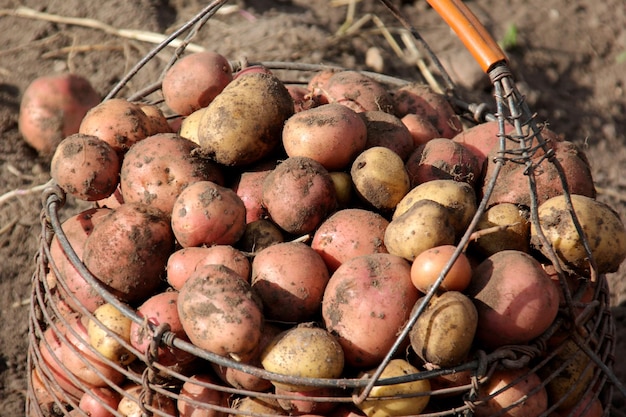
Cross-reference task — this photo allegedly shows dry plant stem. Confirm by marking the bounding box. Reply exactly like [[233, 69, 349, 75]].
[[0, 179, 54, 207], [3, 7, 206, 53]]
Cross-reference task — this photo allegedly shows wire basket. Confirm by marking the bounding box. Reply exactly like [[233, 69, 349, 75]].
[[26, 1, 624, 416]]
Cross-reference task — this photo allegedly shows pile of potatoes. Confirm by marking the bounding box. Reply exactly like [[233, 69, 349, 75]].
[[33, 50, 626, 417]]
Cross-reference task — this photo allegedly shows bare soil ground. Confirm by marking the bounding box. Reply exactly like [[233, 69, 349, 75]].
[[1, 0, 626, 415]]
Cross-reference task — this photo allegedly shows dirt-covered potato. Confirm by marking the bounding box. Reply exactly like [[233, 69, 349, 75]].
[[393, 179, 477, 238], [262, 156, 337, 235], [261, 325, 344, 392], [351, 146, 410, 212], [392, 82, 462, 139], [321, 253, 419, 368], [171, 180, 247, 248], [197, 72, 294, 166], [79, 98, 152, 155], [282, 103, 368, 171], [51, 133, 120, 201], [384, 199, 456, 262], [178, 264, 264, 362], [531, 194, 626, 274], [409, 291, 477, 367], [472, 202, 530, 256], [237, 219, 285, 254], [359, 110, 414, 161], [322, 70, 394, 114], [82, 203, 175, 303], [120, 133, 224, 214], [405, 137, 481, 188]]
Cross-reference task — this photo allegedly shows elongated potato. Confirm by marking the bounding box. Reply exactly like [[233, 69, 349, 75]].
[[197, 72, 294, 166], [393, 179, 477, 238], [531, 194, 626, 274]]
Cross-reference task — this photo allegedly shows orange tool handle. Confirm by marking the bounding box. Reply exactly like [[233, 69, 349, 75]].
[[426, 0, 507, 72]]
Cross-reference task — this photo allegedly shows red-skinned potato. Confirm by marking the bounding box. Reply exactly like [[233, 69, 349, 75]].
[[171, 180, 247, 248], [263, 156, 337, 235], [79, 98, 152, 156], [282, 103, 368, 171], [251, 242, 330, 322], [129, 291, 196, 370], [178, 264, 264, 362], [311, 208, 389, 273], [82, 203, 175, 303], [286, 84, 319, 113], [62, 314, 126, 387], [405, 137, 481, 188], [483, 140, 596, 208], [233, 169, 273, 224], [392, 83, 462, 138], [451, 120, 515, 170], [30, 368, 55, 413], [51, 133, 120, 201], [474, 367, 548, 417], [49, 207, 111, 313], [79, 387, 122, 417], [38, 323, 85, 403], [321, 253, 419, 368], [120, 133, 224, 214], [167, 245, 251, 290], [18, 73, 101, 154], [466, 250, 560, 349], [212, 322, 283, 392], [177, 373, 229, 417], [162, 51, 233, 116], [275, 386, 340, 416], [323, 70, 394, 113], [400, 113, 440, 148], [306, 69, 339, 105], [359, 111, 414, 161]]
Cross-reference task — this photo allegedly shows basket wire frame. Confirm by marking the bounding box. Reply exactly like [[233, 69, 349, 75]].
[[26, 0, 622, 416]]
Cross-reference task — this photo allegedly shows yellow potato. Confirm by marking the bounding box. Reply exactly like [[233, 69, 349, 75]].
[[531, 194, 626, 274], [178, 107, 206, 145], [350, 146, 410, 211], [409, 291, 478, 367], [357, 359, 430, 417], [197, 72, 294, 166], [384, 199, 456, 261], [87, 303, 136, 366], [538, 338, 595, 411], [472, 202, 530, 256], [261, 325, 344, 392], [393, 179, 477, 237]]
